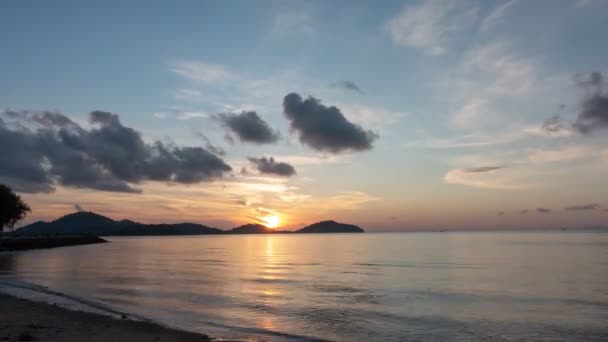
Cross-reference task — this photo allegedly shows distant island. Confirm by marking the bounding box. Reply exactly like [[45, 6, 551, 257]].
[[10, 211, 365, 236]]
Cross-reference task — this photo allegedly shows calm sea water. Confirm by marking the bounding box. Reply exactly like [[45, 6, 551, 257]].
[[1, 232, 607, 341]]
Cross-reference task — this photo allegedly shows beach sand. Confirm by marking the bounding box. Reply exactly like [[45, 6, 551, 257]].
[[0, 293, 211, 342]]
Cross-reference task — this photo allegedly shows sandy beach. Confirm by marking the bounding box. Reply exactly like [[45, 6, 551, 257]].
[[0, 293, 211, 342]]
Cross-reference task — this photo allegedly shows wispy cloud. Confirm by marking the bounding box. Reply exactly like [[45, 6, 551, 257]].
[[564, 203, 599, 211], [385, 0, 477, 55], [404, 131, 522, 149], [152, 109, 209, 120], [173, 88, 203, 102], [440, 40, 540, 131], [479, 0, 518, 33], [527, 145, 591, 164], [169, 61, 234, 85], [463, 166, 504, 173], [462, 41, 538, 97], [443, 166, 528, 190]]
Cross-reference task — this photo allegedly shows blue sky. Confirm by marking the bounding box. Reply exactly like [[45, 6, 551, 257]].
[[1, 0, 608, 230]]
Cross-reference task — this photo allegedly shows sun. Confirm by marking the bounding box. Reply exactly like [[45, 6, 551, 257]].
[[261, 215, 280, 229]]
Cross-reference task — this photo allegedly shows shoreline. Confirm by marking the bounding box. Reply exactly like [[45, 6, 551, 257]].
[[0, 236, 107, 252], [0, 292, 212, 341]]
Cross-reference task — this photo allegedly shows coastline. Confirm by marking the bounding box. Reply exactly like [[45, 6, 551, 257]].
[[0, 236, 107, 252], [0, 292, 211, 342]]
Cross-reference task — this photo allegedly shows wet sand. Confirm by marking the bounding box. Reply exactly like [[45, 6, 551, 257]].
[[0, 293, 211, 342]]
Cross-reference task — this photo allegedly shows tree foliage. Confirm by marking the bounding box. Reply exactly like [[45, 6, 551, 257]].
[[0, 184, 31, 231]]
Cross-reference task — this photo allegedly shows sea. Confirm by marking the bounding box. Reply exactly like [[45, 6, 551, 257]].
[[1, 231, 607, 341]]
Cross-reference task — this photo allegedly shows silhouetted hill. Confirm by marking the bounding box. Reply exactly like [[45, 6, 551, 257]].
[[226, 223, 277, 234], [13, 212, 365, 236], [13, 212, 219, 236], [109, 223, 222, 236], [14, 212, 126, 236], [296, 220, 364, 233]]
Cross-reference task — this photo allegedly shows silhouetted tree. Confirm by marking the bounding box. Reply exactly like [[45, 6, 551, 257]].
[[0, 184, 31, 231]]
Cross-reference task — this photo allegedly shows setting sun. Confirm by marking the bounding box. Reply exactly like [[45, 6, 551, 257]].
[[261, 215, 280, 229]]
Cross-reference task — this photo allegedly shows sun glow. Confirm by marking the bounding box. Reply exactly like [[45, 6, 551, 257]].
[[261, 215, 280, 229]]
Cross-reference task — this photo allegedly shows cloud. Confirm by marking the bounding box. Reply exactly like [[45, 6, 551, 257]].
[[385, 0, 477, 55], [282, 93, 378, 153], [74, 204, 84, 212], [528, 146, 590, 164], [463, 166, 504, 173], [405, 131, 522, 148], [444, 41, 539, 130], [0, 110, 232, 193], [152, 108, 209, 120], [331, 81, 364, 94], [324, 191, 381, 210], [539, 114, 575, 137], [564, 203, 599, 211], [169, 61, 234, 85], [479, 0, 518, 33], [248, 157, 296, 177], [173, 88, 202, 101], [215, 111, 280, 144], [536, 208, 552, 213], [192, 131, 226, 156], [443, 166, 526, 190], [462, 42, 538, 97], [572, 72, 608, 134], [520, 209, 529, 214]]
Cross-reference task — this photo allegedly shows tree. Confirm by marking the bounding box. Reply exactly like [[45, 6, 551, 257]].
[[0, 184, 31, 231]]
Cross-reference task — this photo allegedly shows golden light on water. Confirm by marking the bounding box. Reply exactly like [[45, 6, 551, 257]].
[[261, 215, 280, 228]]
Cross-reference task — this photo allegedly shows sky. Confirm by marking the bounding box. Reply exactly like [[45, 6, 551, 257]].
[[1, 0, 608, 231]]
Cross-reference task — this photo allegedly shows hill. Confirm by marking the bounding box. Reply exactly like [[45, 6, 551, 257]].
[[296, 220, 364, 233], [226, 223, 278, 234], [14, 212, 125, 236], [107, 223, 222, 236], [13, 212, 220, 236]]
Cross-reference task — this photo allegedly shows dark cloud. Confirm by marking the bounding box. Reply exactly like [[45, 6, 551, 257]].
[[564, 203, 599, 211], [193, 131, 226, 156], [462, 166, 504, 173], [0, 110, 232, 194], [74, 204, 84, 212], [572, 72, 608, 134], [574, 71, 604, 88], [541, 115, 572, 135], [248, 157, 296, 177], [497, 211, 505, 216], [536, 208, 552, 214], [282, 93, 378, 153], [520, 209, 529, 215], [215, 111, 279, 144], [331, 81, 364, 94]]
